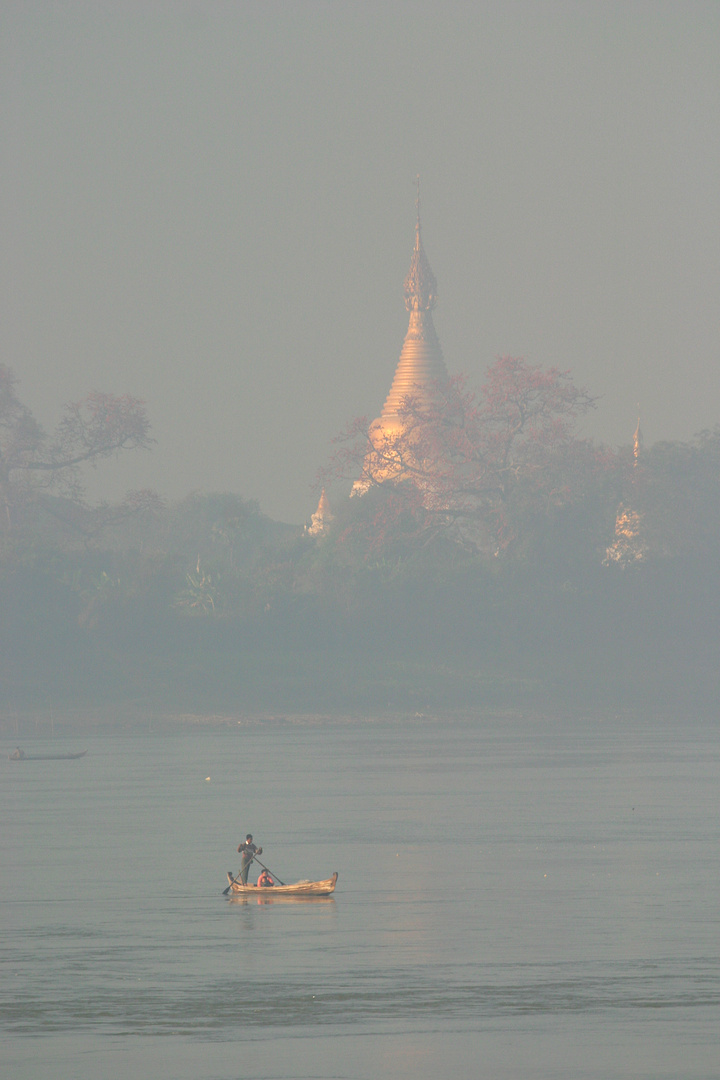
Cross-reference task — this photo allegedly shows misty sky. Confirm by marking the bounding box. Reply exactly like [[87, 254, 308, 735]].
[[3, 1, 719, 523]]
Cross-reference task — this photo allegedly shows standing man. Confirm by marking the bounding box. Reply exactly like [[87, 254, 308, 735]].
[[237, 834, 262, 884]]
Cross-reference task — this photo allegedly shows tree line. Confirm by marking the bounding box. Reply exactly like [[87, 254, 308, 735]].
[[1, 361, 718, 713]]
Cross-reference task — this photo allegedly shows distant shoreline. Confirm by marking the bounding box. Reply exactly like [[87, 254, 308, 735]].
[[1, 702, 715, 739], [0, 705, 526, 737]]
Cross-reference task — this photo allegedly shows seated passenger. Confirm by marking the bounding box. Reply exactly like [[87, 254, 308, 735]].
[[257, 869, 274, 887]]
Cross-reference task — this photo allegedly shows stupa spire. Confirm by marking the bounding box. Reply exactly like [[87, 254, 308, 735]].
[[354, 184, 450, 490], [633, 411, 643, 466], [377, 181, 447, 425], [403, 176, 437, 313], [604, 412, 647, 567]]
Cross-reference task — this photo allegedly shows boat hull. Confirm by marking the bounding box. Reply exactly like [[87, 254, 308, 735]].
[[226, 871, 338, 896], [9, 750, 88, 761]]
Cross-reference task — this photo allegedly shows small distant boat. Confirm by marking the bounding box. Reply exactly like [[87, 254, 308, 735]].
[[9, 749, 88, 761], [225, 871, 338, 897]]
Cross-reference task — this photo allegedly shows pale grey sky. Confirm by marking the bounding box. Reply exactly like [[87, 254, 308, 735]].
[[4, 1, 719, 522]]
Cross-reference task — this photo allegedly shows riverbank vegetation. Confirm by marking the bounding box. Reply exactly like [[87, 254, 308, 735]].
[[1, 362, 718, 715]]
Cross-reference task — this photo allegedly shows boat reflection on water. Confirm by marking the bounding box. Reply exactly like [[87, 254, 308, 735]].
[[227, 894, 336, 906]]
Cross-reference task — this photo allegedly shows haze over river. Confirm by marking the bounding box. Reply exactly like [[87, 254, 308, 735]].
[[2, 714, 718, 1080]]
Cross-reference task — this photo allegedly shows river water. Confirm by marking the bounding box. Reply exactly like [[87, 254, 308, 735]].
[[2, 714, 719, 1079]]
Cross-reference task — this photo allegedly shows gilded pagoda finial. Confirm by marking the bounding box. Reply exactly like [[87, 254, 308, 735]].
[[633, 409, 643, 466], [404, 176, 437, 312]]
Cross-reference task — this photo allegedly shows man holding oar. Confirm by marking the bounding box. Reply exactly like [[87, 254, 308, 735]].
[[237, 833, 262, 884]]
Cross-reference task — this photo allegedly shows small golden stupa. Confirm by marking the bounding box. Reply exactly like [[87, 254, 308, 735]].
[[306, 488, 333, 537], [632, 415, 643, 467], [604, 415, 647, 567], [355, 181, 449, 491]]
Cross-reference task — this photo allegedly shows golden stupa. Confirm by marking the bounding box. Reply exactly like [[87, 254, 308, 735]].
[[355, 183, 449, 491], [306, 487, 333, 537], [604, 415, 647, 567]]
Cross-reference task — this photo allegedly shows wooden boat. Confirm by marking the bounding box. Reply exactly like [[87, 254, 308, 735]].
[[228, 893, 335, 905], [225, 871, 338, 897], [9, 749, 88, 761]]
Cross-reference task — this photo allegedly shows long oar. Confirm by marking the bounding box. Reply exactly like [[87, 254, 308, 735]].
[[223, 854, 255, 895], [252, 856, 286, 886]]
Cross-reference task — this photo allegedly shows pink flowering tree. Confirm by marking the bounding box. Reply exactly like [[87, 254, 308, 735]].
[[322, 356, 602, 555]]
